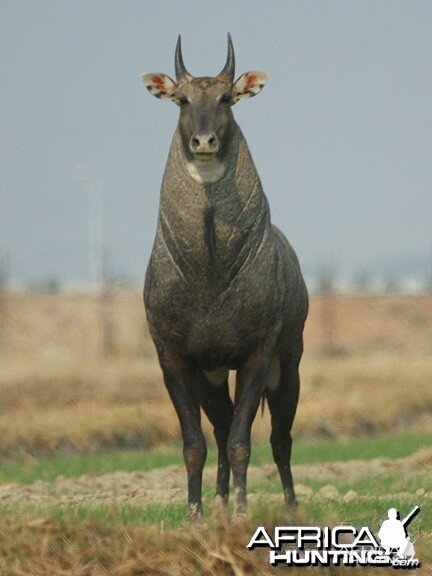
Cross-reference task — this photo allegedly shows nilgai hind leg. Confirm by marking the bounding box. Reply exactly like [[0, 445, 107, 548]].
[[197, 374, 234, 506], [228, 351, 270, 518], [266, 343, 303, 508]]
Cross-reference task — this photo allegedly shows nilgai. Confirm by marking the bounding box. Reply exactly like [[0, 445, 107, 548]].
[[142, 35, 308, 520]]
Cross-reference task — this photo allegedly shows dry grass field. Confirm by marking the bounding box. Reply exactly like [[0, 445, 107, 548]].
[[3, 289, 432, 357], [0, 290, 431, 574], [0, 290, 430, 456], [0, 353, 431, 458]]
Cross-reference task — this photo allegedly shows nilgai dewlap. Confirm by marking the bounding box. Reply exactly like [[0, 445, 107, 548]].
[[142, 35, 308, 520]]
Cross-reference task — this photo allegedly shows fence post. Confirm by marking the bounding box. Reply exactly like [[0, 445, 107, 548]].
[[0, 253, 10, 355], [318, 261, 337, 356], [99, 248, 116, 356]]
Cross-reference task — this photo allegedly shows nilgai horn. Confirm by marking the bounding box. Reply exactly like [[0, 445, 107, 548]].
[[141, 34, 308, 520]]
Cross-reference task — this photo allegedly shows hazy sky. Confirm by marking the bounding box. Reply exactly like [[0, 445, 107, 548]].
[[2, 1, 431, 285]]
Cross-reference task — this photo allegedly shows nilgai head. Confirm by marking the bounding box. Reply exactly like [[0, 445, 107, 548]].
[[142, 34, 269, 163]]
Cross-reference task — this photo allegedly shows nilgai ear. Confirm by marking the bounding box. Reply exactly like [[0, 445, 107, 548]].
[[233, 71, 269, 102], [141, 73, 177, 101]]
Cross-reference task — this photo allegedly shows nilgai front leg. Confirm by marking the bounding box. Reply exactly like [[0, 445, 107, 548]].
[[197, 374, 234, 505], [157, 350, 206, 521], [228, 351, 270, 518]]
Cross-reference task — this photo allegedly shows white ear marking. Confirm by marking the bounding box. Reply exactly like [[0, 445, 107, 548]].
[[141, 73, 177, 101], [233, 71, 269, 102]]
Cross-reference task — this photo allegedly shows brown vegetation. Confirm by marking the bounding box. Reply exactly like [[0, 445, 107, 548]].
[[1, 290, 431, 357], [0, 353, 431, 457], [0, 511, 430, 575], [0, 291, 431, 457]]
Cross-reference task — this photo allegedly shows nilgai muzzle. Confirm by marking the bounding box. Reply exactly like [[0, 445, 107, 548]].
[[142, 35, 308, 520]]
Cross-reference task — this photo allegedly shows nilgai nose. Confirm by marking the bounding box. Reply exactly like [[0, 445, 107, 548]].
[[142, 34, 308, 520]]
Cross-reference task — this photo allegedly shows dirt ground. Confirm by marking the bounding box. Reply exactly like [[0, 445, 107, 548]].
[[1, 449, 430, 513]]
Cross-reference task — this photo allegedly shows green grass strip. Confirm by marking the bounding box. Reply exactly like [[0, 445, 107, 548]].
[[0, 431, 429, 485]]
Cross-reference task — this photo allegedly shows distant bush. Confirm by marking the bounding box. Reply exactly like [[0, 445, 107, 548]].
[[27, 278, 61, 293]]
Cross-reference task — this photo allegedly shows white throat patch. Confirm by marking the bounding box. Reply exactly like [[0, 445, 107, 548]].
[[186, 157, 225, 184]]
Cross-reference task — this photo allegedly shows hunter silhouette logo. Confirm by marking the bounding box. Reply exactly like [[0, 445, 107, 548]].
[[247, 505, 421, 568], [378, 506, 419, 559]]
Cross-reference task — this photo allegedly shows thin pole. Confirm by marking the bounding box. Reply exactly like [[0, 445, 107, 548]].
[[74, 165, 104, 290], [0, 252, 10, 355]]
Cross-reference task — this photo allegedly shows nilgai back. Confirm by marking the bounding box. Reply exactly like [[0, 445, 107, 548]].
[[142, 35, 308, 520]]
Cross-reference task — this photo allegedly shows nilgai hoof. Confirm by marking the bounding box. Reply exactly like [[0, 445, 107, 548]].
[[210, 495, 229, 522], [186, 503, 204, 523], [231, 511, 249, 523]]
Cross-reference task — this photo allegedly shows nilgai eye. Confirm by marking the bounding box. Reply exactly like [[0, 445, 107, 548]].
[[220, 93, 231, 104], [179, 96, 189, 106]]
